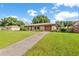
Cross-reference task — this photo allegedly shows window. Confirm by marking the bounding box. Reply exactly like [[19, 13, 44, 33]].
[[37, 26, 39, 29], [34, 26, 39, 30], [34, 27, 36, 30]]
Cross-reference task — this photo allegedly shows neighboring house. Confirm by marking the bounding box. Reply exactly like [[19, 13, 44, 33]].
[[0, 27, 3, 30], [2, 26, 20, 31], [73, 21, 79, 32], [25, 23, 56, 31]]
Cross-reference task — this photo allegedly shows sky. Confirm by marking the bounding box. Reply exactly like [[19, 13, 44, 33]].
[[0, 3, 79, 24]]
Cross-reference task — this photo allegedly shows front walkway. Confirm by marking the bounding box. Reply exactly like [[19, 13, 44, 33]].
[[0, 32, 49, 56]]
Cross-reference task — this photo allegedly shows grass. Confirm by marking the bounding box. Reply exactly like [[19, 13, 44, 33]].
[[25, 32, 79, 56], [0, 30, 37, 48]]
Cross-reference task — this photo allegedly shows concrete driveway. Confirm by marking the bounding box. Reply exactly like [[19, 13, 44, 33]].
[[0, 32, 49, 56]]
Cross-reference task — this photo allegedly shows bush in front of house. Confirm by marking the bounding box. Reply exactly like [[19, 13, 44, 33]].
[[67, 27, 73, 32], [60, 28, 67, 32], [51, 30, 57, 32], [60, 27, 74, 32], [20, 26, 27, 31]]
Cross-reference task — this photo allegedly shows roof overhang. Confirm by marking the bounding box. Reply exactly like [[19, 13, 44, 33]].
[[25, 23, 56, 27]]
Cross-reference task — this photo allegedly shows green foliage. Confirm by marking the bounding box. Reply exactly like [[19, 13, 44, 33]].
[[60, 28, 67, 32], [56, 21, 74, 32], [0, 17, 25, 26], [0, 22, 1, 25], [56, 21, 74, 27], [17, 20, 25, 26], [51, 30, 57, 32], [32, 15, 50, 24], [20, 26, 27, 31]]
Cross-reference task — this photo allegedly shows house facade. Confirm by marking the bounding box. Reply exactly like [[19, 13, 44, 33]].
[[0, 25, 20, 31], [73, 21, 79, 32], [0, 27, 3, 30], [25, 23, 56, 31], [5, 26, 20, 31]]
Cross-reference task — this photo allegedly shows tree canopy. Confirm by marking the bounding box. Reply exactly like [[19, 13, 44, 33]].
[[0, 17, 25, 26], [56, 21, 74, 32], [56, 21, 74, 27], [32, 15, 50, 24]]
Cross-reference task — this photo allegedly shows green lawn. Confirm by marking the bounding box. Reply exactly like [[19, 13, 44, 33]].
[[25, 32, 79, 56], [0, 31, 37, 48]]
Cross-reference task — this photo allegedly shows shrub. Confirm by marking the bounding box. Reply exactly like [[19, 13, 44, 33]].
[[51, 30, 57, 32], [67, 28, 73, 32], [20, 26, 27, 31], [60, 28, 67, 32]]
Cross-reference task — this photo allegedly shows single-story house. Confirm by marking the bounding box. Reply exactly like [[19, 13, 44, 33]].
[[73, 21, 79, 32], [2, 25, 20, 31], [25, 23, 56, 31]]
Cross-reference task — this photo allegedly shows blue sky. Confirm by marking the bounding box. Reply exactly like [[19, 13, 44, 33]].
[[0, 3, 79, 23]]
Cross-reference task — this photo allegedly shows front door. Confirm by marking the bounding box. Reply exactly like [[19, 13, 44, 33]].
[[45, 25, 51, 31]]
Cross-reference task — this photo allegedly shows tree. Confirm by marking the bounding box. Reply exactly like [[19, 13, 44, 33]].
[[56, 21, 74, 32], [0, 17, 25, 26], [56, 21, 74, 27], [0, 20, 2, 26], [17, 20, 25, 26], [32, 15, 50, 24]]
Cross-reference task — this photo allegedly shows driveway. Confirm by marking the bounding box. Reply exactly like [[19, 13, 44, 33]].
[[0, 32, 49, 56]]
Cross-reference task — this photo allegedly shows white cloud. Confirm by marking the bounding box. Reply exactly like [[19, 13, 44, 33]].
[[52, 0, 79, 7], [55, 11, 79, 21], [6, 15, 18, 18], [22, 18, 32, 24], [40, 7, 47, 14], [50, 20, 56, 24], [10, 16, 18, 18], [50, 4, 61, 14], [27, 9, 37, 16], [52, 6, 58, 10], [51, 6, 60, 13]]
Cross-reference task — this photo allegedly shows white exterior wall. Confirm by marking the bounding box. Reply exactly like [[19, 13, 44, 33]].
[[11, 27, 20, 31], [40, 26, 45, 31], [0, 27, 3, 30], [32, 27, 35, 30], [52, 26, 56, 30]]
